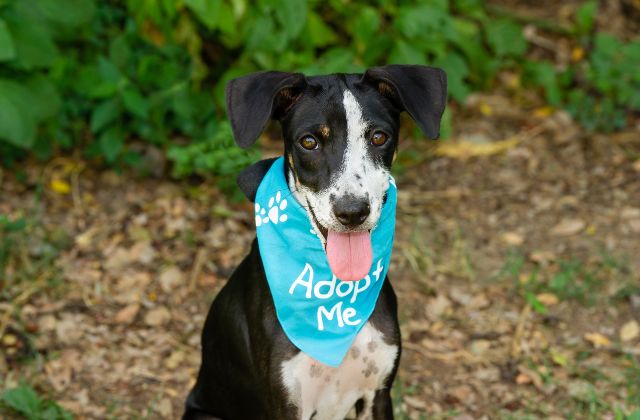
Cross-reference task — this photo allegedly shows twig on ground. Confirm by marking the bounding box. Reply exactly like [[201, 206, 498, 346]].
[[511, 303, 532, 359]]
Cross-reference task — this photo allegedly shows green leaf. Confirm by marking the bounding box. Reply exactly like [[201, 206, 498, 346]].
[[305, 12, 337, 47], [6, 22, 58, 69], [185, 0, 222, 29], [35, 0, 95, 26], [389, 40, 426, 66], [485, 19, 527, 57], [525, 291, 547, 314], [0, 79, 40, 148], [574, 0, 597, 35], [25, 76, 61, 120], [434, 53, 469, 101], [395, 5, 448, 39], [273, 0, 307, 40], [0, 18, 16, 61], [2, 384, 42, 419], [628, 409, 640, 420], [0, 91, 33, 148], [90, 99, 120, 133], [122, 89, 149, 119], [99, 127, 124, 163], [525, 60, 561, 106], [351, 6, 380, 46]]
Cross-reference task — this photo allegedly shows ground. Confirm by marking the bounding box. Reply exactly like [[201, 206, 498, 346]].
[[1, 85, 639, 420]]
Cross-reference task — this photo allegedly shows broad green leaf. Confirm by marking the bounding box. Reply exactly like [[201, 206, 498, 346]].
[[122, 89, 149, 119], [109, 35, 131, 70], [91, 99, 121, 133], [6, 23, 58, 69], [434, 53, 469, 101], [185, 0, 222, 30], [273, 0, 307, 40], [35, 0, 95, 26], [0, 79, 47, 147], [0, 93, 34, 147], [485, 19, 527, 57], [395, 5, 448, 39], [2, 385, 42, 418], [0, 18, 16, 61], [351, 6, 380, 46], [25, 76, 61, 120], [98, 56, 122, 83], [305, 12, 337, 47], [389, 40, 427, 65], [99, 127, 124, 163]]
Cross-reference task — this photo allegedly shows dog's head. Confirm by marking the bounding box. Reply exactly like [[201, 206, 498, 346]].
[[228, 65, 447, 280]]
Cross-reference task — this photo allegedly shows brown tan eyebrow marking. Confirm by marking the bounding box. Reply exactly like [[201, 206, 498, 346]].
[[319, 125, 330, 138]]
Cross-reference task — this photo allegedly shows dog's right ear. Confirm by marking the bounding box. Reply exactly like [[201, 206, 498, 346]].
[[225, 71, 307, 148]]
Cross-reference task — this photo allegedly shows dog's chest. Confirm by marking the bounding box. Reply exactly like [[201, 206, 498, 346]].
[[280, 322, 397, 420]]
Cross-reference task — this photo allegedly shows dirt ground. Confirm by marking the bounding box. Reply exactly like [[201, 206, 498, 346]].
[[1, 86, 639, 419]]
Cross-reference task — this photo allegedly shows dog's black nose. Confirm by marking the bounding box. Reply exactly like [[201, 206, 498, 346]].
[[333, 197, 370, 227]]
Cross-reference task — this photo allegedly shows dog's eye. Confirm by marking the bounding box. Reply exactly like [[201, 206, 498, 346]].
[[371, 131, 389, 147], [299, 135, 319, 150]]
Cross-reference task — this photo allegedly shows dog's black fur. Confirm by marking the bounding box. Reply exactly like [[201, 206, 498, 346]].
[[184, 65, 447, 419]]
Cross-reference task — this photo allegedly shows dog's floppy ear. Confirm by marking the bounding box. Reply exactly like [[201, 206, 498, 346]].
[[225, 71, 307, 148], [361, 65, 447, 139], [236, 158, 278, 202]]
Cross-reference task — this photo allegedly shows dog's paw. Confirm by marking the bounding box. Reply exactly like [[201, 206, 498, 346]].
[[255, 191, 288, 227]]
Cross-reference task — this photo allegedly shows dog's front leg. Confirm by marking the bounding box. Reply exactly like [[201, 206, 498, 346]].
[[367, 388, 394, 420]]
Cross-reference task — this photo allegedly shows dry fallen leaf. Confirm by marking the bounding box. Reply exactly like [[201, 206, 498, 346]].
[[536, 293, 559, 306], [620, 320, 639, 342], [516, 373, 532, 385], [50, 178, 71, 194], [502, 232, 524, 246], [159, 266, 184, 292], [435, 138, 520, 159], [114, 303, 140, 324], [549, 218, 585, 236], [144, 306, 171, 327], [584, 332, 611, 348]]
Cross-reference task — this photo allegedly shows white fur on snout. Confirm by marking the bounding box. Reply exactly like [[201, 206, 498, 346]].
[[289, 89, 390, 238]]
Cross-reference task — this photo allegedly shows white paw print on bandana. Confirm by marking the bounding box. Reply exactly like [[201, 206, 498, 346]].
[[255, 191, 288, 227]]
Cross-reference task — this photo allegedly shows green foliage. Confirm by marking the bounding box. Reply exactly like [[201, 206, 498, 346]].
[[1, 384, 73, 420], [0, 0, 638, 179], [524, 3, 640, 133]]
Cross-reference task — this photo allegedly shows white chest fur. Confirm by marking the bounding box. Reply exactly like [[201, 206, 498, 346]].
[[280, 322, 398, 420]]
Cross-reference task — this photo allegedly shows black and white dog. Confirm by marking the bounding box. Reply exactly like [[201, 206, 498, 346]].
[[184, 65, 447, 419]]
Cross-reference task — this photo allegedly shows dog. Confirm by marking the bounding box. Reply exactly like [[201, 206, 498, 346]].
[[183, 64, 447, 420]]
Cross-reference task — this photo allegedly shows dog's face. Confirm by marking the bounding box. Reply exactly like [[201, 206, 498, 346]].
[[281, 75, 400, 238], [227, 65, 447, 279]]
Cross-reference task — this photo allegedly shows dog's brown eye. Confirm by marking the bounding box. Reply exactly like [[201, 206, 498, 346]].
[[371, 131, 389, 146], [299, 135, 318, 150]]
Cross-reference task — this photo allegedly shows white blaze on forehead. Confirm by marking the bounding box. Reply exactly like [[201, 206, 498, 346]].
[[340, 90, 369, 197]]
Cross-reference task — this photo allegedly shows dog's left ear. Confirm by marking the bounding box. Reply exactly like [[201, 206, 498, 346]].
[[226, 71, 307, 148], [361, 65, 447, 139], [236, 158, 278, 202]]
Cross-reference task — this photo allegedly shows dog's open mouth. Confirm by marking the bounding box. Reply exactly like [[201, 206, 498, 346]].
[[307, 203, 373, 282]]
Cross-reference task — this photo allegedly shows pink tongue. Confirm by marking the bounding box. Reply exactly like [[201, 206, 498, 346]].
[[326, 230, 373, 281]]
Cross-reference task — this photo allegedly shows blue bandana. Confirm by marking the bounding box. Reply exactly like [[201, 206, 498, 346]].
[[254, 157, 397, 367]]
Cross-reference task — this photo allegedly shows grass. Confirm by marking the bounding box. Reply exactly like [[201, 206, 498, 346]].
[[1, 211, 72, 420]]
